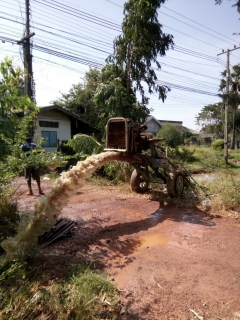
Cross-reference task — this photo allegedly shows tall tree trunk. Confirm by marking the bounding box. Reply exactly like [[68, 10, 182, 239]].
[[230, 106, 237, 150], [126, 42, 131, 98]]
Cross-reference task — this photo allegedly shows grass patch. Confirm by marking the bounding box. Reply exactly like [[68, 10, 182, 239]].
[[201, 169, 240, 215], [0, 261, 120, 320], [0, 194, 19, 246]]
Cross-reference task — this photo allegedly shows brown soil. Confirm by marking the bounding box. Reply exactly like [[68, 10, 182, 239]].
[[14, 177, 240, 320]]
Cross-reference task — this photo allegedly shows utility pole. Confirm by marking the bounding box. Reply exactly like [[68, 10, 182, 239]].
[[17, 0, 35, 100], [17, 0, 35, 138], [217, 46, 240, 164]]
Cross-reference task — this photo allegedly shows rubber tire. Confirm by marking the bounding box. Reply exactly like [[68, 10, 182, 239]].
[[130, 169, 149, 193], [166, 170, 185, 198]]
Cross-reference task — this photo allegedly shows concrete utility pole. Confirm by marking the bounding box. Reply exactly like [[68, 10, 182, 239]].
[[17, 0, 35, 139], [217, 46, 240, 164], [17, 0, 35, 100]]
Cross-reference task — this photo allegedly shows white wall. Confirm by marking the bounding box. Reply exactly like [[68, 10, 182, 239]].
[[145, 119, 161, 136], [34, 110, 71, 152]]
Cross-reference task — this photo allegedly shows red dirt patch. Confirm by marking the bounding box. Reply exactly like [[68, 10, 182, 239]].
[[14, 177, 240, 319]]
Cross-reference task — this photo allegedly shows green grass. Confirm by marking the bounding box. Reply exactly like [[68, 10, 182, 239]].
[[0, 261, 120, 320], [0, 195, 19, 245], [174, 146, 240, 215]]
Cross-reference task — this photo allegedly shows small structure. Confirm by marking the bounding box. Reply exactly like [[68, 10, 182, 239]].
[[144, 115, 183, 137], [34, 105, 98, 152], [158, 119, 183, 127], [144, 115, 162, 136]]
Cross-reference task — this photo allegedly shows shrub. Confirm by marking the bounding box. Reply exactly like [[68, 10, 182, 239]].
[[170, 146, 196, 162], [0, 194, 19, 245], [97, 162, 132, 184], [212, 139, 224, 151]]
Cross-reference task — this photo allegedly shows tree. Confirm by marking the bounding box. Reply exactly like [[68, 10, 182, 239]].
[[215, 0, 240, 12], [108, 0, 174, 105], [156, 124, 190, 148], [53, 65, 150, 138], [219, 64, 240, 149], [0, 57, 38, 158], [94, 63, 150, 129], [52, 68, 100, 120], [195, 103, 225, 138], [0, 58, 40, 194]]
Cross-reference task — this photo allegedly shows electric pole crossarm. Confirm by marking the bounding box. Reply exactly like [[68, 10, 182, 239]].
[[17, 32, 35, 44]]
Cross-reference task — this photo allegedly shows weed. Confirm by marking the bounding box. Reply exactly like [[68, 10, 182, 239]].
[[0, 261, 119, 320], [0, 194, 19, 246]]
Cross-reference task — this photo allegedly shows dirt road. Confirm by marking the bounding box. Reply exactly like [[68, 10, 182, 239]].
[[16, 177, 240, 319]]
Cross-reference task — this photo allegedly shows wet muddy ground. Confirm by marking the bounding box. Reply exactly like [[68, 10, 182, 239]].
[[15, 177, 240, 319]]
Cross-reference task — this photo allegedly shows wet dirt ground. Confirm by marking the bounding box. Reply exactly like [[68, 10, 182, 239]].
[[15, 177, 240, 320]]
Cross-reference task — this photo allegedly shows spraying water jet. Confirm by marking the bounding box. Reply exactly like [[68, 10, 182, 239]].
[[1, 118, 192, 261]]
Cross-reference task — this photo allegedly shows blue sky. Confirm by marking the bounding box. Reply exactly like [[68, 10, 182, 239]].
[[0, 0, 239, 130]]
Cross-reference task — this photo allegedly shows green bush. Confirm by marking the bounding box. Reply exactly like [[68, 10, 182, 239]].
[[59, 140, 75, 155], [0, 194, 19, 245], [170, 146, 196, 163], [97, 162, 132, 184], [212, 139, 224, 151]]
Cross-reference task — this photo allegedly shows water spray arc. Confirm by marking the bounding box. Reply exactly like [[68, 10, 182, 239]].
[[2, 117, 191, 261], [2, 151, 121, 261]]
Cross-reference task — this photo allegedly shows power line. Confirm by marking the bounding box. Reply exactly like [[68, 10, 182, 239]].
[[161, 5, 239, 44]]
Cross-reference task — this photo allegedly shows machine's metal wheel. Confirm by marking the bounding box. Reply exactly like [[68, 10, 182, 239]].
[[130, 168, 149, 193], [166, 170, 185, 198]]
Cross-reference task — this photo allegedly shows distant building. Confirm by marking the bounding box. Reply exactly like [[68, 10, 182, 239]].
[[144, 115, 183, 136], [144, 116, 162, 136], [158, 119, 183, 127]]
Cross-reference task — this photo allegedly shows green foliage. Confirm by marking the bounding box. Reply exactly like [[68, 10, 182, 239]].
[[0, 195, 18, 245], [53, 64, 150, 137], [52, 68, 100, 116], [59, 140, 76, 155], [212, 139, 224, 151], [169, 146, 196, 163], [94, 63, 150, 128], [156, 124, 191, 148], [98, 162, 132, 184], [219, 64, 240, 149], [108, 0, 174, 104], [52, 68, 106, 137], [0, 57, 38, 158], [204, 168, 240, 213], [215, 0, 240, 13], [0, 262, 119, 320], [195, 102, 225, 137], [65, 134, 101, 156]]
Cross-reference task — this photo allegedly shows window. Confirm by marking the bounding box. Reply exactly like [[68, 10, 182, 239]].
[[41, 131, 57, 147], [39, 121, 59, 128]]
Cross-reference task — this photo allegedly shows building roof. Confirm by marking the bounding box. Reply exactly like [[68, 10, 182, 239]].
[[39, 105, 89, 124], [158, 119, 183, 125], [182, 127, 200, 135], [145, 115, 161, 125], [39, 105, 99, 134]]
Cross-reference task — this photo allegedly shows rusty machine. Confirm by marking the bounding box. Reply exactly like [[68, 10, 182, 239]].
[[104, 117, 191, 197]]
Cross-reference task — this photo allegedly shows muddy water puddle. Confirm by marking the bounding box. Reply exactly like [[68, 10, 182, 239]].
[[121, 233, 168, 256]]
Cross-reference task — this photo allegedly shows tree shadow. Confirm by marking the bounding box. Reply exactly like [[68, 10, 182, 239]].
[[35, 192, 217, 274], [29, 191, 221, 320]]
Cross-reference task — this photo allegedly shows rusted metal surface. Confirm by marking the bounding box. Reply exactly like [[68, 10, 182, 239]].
[[104, 117, 194, 197]]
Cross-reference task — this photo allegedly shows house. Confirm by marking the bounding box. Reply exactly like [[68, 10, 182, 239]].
[[158, 119, 183, 127], [144, 115, 162, 136], [144, 116, 183, 136], [33, 105, 98, 152]]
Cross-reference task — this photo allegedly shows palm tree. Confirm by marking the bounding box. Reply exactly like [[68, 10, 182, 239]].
[[219, 64, 240, 150]]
